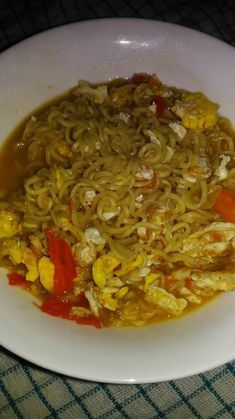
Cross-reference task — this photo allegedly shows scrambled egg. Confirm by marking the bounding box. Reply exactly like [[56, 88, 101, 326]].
[[5, 238, 39, 282], [38, 256, 54, 292], [215, 154, 231, 181], [191, 270, 235, 291], [92, 255, 120, 288], [116, 254, 145, 277], [98, 292, 118, 311], [144, 272, 161, 292], [168, 267, 235, 292], [145, 281, 187, 316], [181, 222, 235, 261], [6, 238, 23, 264], [0, 210, 21, 239], [23, 247, 39, 282], [172, 92, 219, 130], [74, 81, 108, 104], [56, 143, 72, 158], [187, 156, 212, 180]]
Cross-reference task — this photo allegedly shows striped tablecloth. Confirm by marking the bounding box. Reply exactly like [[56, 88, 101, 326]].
[[0, 1, 235, 417]]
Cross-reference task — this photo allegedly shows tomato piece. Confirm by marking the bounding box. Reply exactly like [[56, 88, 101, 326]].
[[8, 272, 30, 289], [45, 229, 77, 296], [213, 187, 235, 223], [154, 95, 167, 117], [165, 277, 176, 289], [70, 314, 103, 328], [131, 73, 150, 85], [41, 295, 102, 328], [185, 278, 193, 289], [143, 180, 157, 190], [41, 296, 73, 317]]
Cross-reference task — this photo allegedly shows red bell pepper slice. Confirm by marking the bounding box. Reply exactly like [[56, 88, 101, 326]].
[[143, 180, 157, 190], [213, 187, 235, 223], [131, 73, 161, 88], [131, 73, 150, 85], [8, 272, 31, 289], [154, 95, 167, 117], [185, 277, 194, 289], [45, 228, 77, 296], [41, 295, 102, 328]]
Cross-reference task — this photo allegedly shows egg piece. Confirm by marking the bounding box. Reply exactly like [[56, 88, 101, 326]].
[[179, 287, 202, 304], [74, 81, 108, 104], [215, 154, 231, 181], [84, 228, 105, 246], [38, 256, 55, 292], [6, 238, 23, 264], [145, 282, 187, 316], [0, 210, 21, 239], [135, 164, 154, 181], [181, 222, 235, 260], [85, 288, 99, 316], [23, 247, 39, 282], [56, 143, 72, 158], [188, 156, 212, 179], [84, 190, 96, 205], [29, 234, 44, 256], [191, 270, 235, 291], [98, 292, 118, 311], [116, 286, 129, 298], [144, 272, 161, 292], [172, 92, 219, 130], [80, 244, 96, 265], [168, 266, 235, 292], [169, 122, 187, 139], [116, 254, 145, 277], [92, 255, 120, 288]]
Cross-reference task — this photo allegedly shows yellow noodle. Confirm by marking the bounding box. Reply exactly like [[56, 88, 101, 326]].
[[1, 74, 235, 327]]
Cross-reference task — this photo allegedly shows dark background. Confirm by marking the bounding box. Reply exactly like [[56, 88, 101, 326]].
[[0, 0, 235, 53]]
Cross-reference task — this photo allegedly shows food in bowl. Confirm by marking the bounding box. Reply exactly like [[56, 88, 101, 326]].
[[0, 73, 235, 328]]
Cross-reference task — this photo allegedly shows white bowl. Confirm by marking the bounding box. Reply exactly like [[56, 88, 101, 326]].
[[0, 18, 235, 384]]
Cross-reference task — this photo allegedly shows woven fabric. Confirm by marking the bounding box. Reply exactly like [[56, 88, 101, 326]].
[[0, 348, 235, 418], [0, 1, 235, 417]]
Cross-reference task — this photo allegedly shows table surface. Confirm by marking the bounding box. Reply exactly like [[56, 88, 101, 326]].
[[0, 1, 235, 418]]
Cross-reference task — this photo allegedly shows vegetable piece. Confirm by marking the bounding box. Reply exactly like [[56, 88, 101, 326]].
[[8, 272, 30, 289], [131, 73, 161, 88], [165, 277, 176, 290], [185, 277, 193, 289], [45, 228, 77, 296], [147, 77, 161, 88], [41, 295, 72, 317], [131, 73, 150, 85], [77, 291, 90, 308], [154, 95, 166, 117], [213, 187, 235, 223], [70, 314, 102, 328], [143, 180, 157, 190], [41, 295, 102, 328]]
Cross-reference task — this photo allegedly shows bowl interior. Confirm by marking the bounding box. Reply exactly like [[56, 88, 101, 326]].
[[0, 19, 235, 383]]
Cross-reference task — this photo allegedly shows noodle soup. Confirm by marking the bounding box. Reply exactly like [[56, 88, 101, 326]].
[[1, 73, 235, 328]]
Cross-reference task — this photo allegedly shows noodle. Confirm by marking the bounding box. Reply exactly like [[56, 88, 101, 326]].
[[1, 73, 235, 328]]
